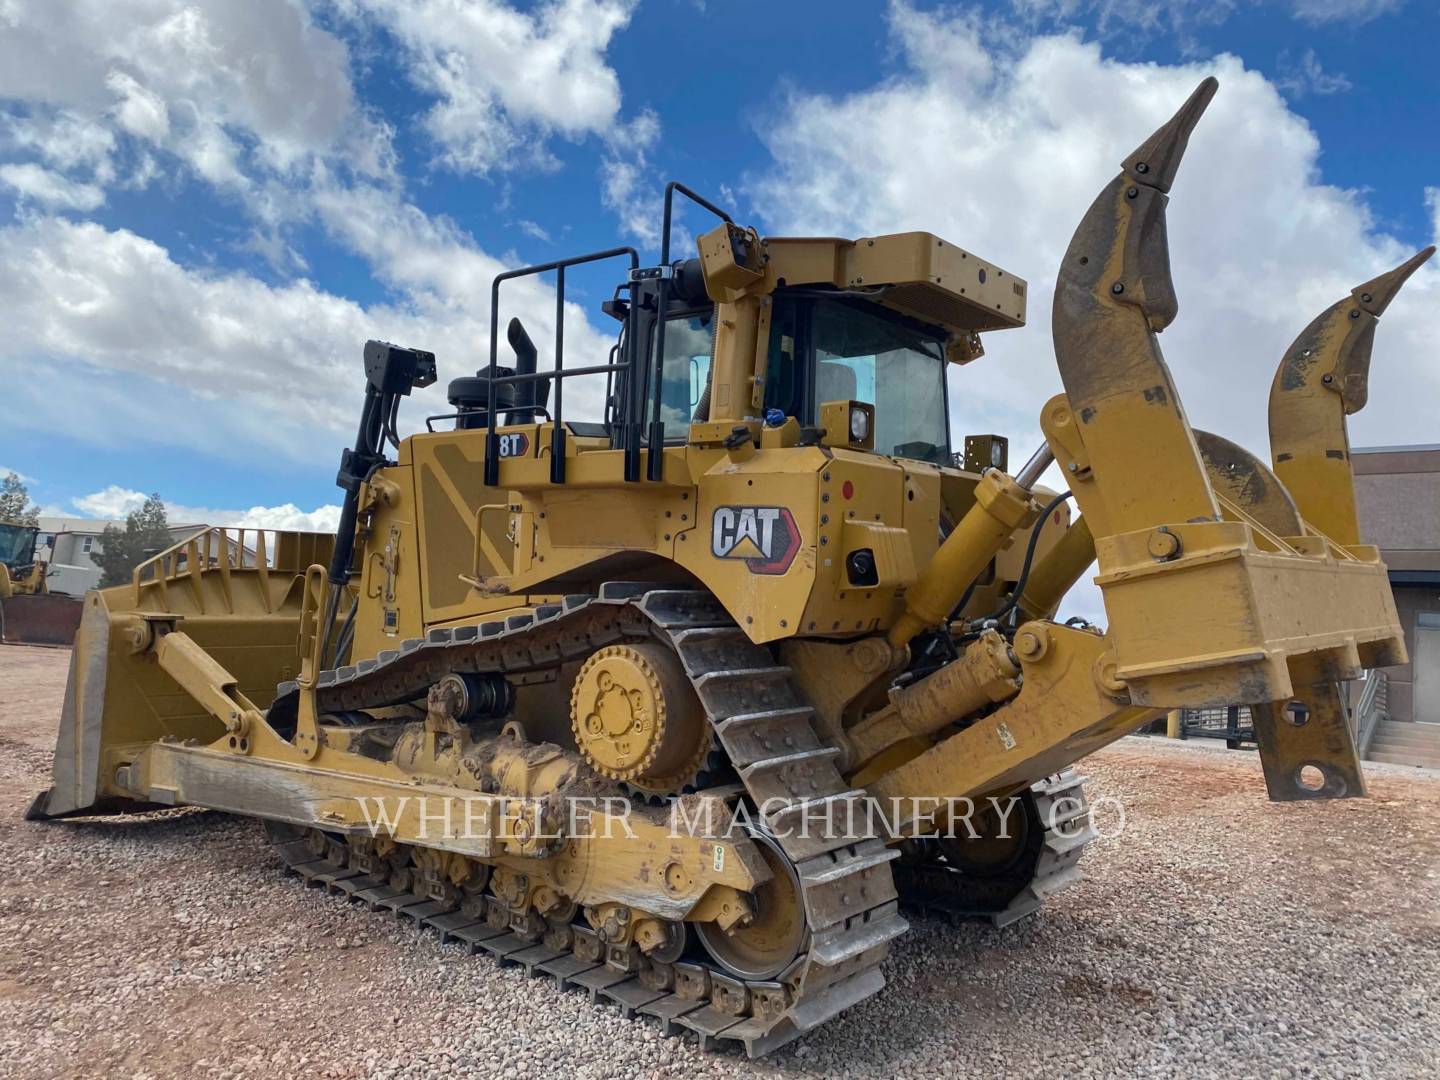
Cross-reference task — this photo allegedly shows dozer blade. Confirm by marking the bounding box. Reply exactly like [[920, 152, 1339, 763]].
[[30, 528, 321, 818], [0, 592, 83, 647], [1042, 78, 1406, 800]]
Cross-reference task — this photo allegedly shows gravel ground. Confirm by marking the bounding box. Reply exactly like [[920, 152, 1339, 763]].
[[1, 643, 1437, 1079]]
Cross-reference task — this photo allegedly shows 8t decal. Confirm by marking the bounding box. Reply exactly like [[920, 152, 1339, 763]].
[[495, 432, 529, 458], [711, 506, 801, 574]]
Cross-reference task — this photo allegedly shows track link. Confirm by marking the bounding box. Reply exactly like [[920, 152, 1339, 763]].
[[267, 584, 907, 1057]]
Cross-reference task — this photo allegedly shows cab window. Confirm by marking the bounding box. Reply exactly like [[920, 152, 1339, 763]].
[[658, 309, 714, 427], [658, 301, 803, 426], [811, 298, 949, 463]]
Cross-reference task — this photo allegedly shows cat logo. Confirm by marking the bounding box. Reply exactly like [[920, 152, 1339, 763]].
[[711, 506, 800, 574], [496, 431, 529, 458]]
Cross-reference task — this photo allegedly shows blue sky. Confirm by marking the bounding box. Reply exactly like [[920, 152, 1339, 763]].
[[0, 0, 1437, 542]]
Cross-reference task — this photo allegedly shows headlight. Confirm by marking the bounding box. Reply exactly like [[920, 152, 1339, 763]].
[[849, 407, 870, 443]]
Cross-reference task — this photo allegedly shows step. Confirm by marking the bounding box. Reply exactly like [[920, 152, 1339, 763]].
[[1365, 728, 1440, 743], [1369, 733, 1440, 751], [1369, 735, 1440, 753], [1375, 720, 1440, 737], [1359, 743, 1440, 760], [1371, 728, 1440, 747], [1365, 737, 1440, 754], [1367, 750, 1440, 769], [1368, 740, 1440, 756]]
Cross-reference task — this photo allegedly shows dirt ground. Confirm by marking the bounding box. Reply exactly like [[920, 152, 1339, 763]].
[[1, 643, 1437, 1079]]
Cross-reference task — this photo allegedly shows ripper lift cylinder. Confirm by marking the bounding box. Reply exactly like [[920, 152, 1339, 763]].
[[1016, 515, 1096, 622]]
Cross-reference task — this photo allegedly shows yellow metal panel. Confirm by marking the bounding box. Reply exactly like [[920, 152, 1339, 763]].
[[677, 446, 823, 642], [353, 472, 423, 657], [1094, 520, 1404, 707], [762, 233, 1027, 333], [839, 520, 917, 589], [542, 488, 661, 550]]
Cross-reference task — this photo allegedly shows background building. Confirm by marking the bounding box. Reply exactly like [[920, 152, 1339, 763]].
[[1352, 444, 1440, 768], [35, 518, 206, 596], [1353, 445, 1440, 724]]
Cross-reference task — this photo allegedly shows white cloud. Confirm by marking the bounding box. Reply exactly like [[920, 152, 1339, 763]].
[[1009, 0, 1246, 47], [342, 0, 637, 173], [0, 201, 620, 461], [749, 2, 1440, 615], [891, 3, 996, 85], [71, 484, 341, 531], [5, 110, 117, 180], [601, 108, 664, 247], [69, 487, 140, 519], [124, 152, 161, 191], [1275, 48, 1352, 98], [1008, 0, 1403, 48], [0, 0, 623, 465], [105, 70, 169, 142], [0, 162, 106, 210], [0, 0, 393, 224], [210, 502, 342, 532], [517, 219, 552, 242], [1291, 0, 1404, 24], [310, 177, 618, 414], [0, 216, 363, 427]]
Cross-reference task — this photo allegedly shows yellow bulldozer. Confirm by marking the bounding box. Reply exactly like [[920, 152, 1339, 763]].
[[26, 80, 1433, 1055], [0, 521, 83, 646]]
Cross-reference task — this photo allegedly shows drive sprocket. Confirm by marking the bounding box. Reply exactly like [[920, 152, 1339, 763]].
[[569, 641, 711, 795]]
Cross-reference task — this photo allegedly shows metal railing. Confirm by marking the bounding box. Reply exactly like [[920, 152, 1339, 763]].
[[483, 246, 639, 488], [131, 526, 333, 614], [480, 181, 735, 488], [1180, 705, 1254, 747], [1354, 668, 1389, 757]]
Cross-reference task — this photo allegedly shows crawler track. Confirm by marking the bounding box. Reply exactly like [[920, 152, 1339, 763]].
[[269, 584, 908, 1056], [265, 585, 1092, 1053], [894, 770, 1094, 927]]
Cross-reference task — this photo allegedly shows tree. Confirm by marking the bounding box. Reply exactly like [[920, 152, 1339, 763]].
[[95, 494, 172, 588], [0, 472, 40, 527]]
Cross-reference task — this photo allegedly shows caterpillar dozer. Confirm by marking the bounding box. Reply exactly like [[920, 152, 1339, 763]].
[[0, 521, 82, 646], [26, 80, 1430, 1056]]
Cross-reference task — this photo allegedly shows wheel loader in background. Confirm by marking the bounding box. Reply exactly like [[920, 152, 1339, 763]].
[[0, 521, 83, 646], [26, 79, 1432, 1056]]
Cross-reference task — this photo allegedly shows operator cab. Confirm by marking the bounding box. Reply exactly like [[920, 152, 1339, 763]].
[[655, 292, 953, 465], [0, 522, 39, 573], [424, 182, 1024, 485]]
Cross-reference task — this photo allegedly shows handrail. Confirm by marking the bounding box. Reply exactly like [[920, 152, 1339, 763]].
[[484, 246, 640, 488], [130, 525, 332, 607], [1354, 668, 1388, 757]]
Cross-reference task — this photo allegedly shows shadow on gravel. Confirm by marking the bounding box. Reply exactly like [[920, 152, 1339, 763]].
[[29, 805, 229, 835]]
